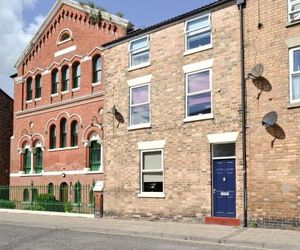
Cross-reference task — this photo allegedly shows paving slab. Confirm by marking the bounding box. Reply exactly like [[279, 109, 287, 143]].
[[0, 210, 299, 249]]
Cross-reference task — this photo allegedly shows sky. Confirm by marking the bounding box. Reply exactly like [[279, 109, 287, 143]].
[[0, 0, 216, 98]]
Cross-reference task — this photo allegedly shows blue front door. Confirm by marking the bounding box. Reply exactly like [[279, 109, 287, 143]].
[[213, 159, 236, 218]]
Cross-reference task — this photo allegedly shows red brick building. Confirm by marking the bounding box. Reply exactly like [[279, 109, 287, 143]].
[[0, 89, 13, 186], [10, 0, 129, 198]]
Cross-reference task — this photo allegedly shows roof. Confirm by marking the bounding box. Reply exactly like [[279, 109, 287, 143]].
[[14, 0, 130, 68], [102, 0, 234, 48], [0, 89, 14, 101]]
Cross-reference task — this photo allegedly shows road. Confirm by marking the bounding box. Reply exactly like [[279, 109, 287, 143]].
[[0, 223, 263, 250]]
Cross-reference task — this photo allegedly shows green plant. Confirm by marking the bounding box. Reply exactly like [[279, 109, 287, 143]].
[[64, 201, 73, 212], [115, 12, 124, 18], [34, 194, 65, 212], [250, 220, 258, 228], [0, 200, 16, 209]]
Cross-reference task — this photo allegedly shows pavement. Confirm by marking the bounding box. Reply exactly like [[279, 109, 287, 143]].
[[0, 210, 299, 250]]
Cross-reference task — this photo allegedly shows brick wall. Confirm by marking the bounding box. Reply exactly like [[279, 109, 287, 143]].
[[103, 4, 244, 222], [0, 90, 13, 186], [10, 2, 127, 187], [244, 0, 300, 227]]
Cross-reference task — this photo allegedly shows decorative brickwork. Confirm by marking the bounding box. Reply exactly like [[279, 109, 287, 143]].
[[10, 0, 129, 189]]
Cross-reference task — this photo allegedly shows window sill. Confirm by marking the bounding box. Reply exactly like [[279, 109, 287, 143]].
[[138, 193, 166, 198], [286, 20, 300, 28], [48, 146, 79, 152], [84, 170, 104, 174], [128, 62, 151, 72], [26, 100, 33, 104], [92, 81, 101, 87], [35, 98, 42, 102], [183, 44, 213, 56], [61, 90, 69, 95], [287, 102, 300, 109], [183, 114, 214, 123], [128, 123, 151, 131], [51, 93, 59, 97], [20, 173, 43, 177], [72, 87, 80, 93]]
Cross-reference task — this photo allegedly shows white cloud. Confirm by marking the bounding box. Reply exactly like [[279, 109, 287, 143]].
[[0, 0, 44, 97]]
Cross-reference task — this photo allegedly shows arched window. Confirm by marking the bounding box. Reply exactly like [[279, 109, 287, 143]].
[[89, 189, 94, 207], [60, 118, 67, 148], [61, 66, 69, 92], [35, 147, 43, 174], [48, 183, 54, 195], [74, 181, 81, 204], [90, 140, 101, 171], [92, 55, 102, 83], [59, 182, 68, 203], [26, 78, 33, 101], [58, 29, 72, 44], [72, 62, 80, 89], [61, 33, 70, 42], [51, 69, 59, 94], [50, 125, 56, 149], [24, 148, 31, 174], [35, 74, 42, 99], [71, 121, 78, 147], [23, 189, 29, 202]]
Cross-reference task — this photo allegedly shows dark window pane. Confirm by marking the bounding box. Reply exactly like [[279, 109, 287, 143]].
[[213, 143, 236, 158], [187, 92, 211, 116], [187, 31, 211, 50], [131, 104, 150, 125], [142, 173, 163, 192]]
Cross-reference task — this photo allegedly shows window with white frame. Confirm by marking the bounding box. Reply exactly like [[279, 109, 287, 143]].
[[130, 84, 150, 126], [141, 150, 163, 193], [186, 69, 212, 117], [185, 14, 211, 51], [290, 48, 300, 102], [129, 36, 150, 67], [289, 0, 300, 22]]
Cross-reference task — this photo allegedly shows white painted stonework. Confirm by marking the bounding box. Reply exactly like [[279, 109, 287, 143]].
[[207, 132, 239, 144], [138, 140, 166, 150], [182, 58, 214, 73], [54, 45, 76, 57]]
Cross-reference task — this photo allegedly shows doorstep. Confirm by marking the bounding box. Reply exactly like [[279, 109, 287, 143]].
[[205, 216, 240, 226]]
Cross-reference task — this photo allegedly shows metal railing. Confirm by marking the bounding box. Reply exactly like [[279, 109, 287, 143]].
[[0, 184, 95, 214]]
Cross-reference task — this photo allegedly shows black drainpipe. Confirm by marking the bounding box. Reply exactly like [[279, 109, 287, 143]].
[[236, 0, 247, 227]]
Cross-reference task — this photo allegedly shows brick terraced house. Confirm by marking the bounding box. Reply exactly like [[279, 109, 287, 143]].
[[102, 0, 300, 228], [102, 0, 246, 225], [244, 0, 300, 228], [10, 0, 129, 207], [0, 89, 13, 186]]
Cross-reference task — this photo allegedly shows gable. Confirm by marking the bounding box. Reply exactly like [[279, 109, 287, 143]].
[[15, 0, 129, 69]]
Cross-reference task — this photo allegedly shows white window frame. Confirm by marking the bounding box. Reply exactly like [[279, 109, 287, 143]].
[[289, 47, 300, 103], [288, 0, 300, 23], [139, 149, 165, 198], [184, 68, 213, 122], [184, 13, 212, 55], [129, 83, 151, 130], [128, 35, 150, 70]]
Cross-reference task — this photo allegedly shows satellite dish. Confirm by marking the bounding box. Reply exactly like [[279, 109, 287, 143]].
[[262, 111, 278, 127], [108, 105, 124, 128], [249, 64, 264, 79]]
